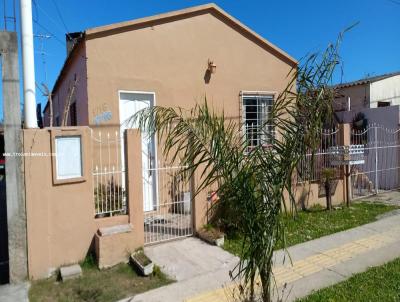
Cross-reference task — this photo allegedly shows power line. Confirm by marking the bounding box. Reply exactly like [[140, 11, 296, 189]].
[[3, 0, 16, 31], [34, 33, 52, 83], [50, 0, 72, 39], [33, 19, 65, 46], [32, 0, 68, 37]]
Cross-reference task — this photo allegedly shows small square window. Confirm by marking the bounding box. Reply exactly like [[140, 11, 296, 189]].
[[55, 136, 82, 180]]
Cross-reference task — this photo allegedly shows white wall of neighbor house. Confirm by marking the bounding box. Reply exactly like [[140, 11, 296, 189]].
[[370, 75, 400, 108]]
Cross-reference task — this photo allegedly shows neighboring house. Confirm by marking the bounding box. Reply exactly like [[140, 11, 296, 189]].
[[334, 71, 400, 111], [333, 71, 400, 128]]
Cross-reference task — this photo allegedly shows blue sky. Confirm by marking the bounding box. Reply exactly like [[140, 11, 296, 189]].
[[1, 0, 400, 119]]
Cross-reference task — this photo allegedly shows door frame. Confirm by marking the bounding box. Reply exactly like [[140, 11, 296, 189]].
[[118, 90, 159, 211]]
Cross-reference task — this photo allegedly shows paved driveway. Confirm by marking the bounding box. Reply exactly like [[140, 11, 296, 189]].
[[120, 237, 238, 302], [362, 190, 400, 206], [144, 237, 238, 282]]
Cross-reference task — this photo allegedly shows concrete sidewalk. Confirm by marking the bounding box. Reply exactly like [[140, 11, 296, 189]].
[[122, 212, 400, 302], [0, 282, 29, 302]]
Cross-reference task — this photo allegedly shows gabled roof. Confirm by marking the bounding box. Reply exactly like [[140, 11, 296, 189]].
[[85, 3, 297, 66], [334, 71, 400, 89], [44, 3, 297, 114]]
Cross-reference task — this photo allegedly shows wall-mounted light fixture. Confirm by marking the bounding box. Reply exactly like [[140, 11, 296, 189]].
[[208, 59, 217, 74]]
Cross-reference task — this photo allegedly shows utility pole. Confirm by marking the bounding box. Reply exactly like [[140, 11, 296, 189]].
[[0, 32, 28, 283], [20, 0, 38, 128]]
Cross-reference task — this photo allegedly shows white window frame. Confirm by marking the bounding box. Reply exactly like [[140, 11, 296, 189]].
[[51, 128, 87, 185], [55, 136, 83, 180], [240, 91, 276, 152]]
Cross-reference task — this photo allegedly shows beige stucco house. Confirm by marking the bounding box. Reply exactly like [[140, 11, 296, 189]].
[[28, 2, 303, 278]]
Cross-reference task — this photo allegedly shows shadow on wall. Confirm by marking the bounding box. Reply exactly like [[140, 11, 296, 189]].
[[204, 69, 211, 84]]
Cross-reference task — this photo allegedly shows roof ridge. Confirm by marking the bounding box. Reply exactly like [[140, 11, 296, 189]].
[[84, 3, 297, 65], [334, 70, 400, 88]]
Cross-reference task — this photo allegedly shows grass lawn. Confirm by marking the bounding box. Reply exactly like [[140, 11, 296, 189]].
[[297, 257, 400, 302], [223, 202, 398, 256], [29, 257, 173, 302]]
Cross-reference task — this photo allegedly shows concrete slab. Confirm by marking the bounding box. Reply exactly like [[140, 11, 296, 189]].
[[0, 283, 29, 302], [60, 264, 82, 281], [144, 237, 238, 281], [98, 224, 133, 236], [329, 240, 400, 278], [277, 268, 346, 302]]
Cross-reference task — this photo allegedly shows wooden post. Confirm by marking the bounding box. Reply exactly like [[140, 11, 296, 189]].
[[339, 123, 351, 206]]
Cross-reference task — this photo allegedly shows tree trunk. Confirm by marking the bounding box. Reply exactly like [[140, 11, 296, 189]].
[[325, 181, 332, 210], [259, 263, 272, 302]]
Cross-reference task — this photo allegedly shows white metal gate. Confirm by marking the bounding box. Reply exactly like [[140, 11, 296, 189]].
[[351, 125, 400, 199], [144, 165, 193, 245], [92, 130, 127, 218]]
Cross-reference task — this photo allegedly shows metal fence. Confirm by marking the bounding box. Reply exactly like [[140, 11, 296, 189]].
[[350, 125, 400, 199], [297, 128, 341, 183], [91, 131, 127, 218], [144, 165, 192, 245]]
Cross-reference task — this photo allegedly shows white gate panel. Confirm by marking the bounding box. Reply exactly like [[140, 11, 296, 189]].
[[144, 166, 193, 245], [351, 125, 400, 199]]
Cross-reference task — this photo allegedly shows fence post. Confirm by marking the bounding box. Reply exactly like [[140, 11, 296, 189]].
[[125, 129, 144, 246], [339, 123, 351, 206], [374, 126, 379, 194]]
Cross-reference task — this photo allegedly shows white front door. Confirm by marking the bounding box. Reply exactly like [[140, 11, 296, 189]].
[[119, 92, 157, 212]]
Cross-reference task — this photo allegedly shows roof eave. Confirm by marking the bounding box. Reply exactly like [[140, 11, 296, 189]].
[[85, 3, 297, 66]]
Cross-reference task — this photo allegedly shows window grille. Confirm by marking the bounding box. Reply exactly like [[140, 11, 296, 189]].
[[241, 93, 274, 151]]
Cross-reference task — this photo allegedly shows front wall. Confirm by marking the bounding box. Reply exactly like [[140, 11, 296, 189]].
[[24, 128, 144, 279], [294, 180, 345, 209], [85, 12, 295, 229], [24, 128, 94, 278]]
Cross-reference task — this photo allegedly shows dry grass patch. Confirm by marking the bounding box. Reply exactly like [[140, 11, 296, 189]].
[[29, 256, 173, 302]]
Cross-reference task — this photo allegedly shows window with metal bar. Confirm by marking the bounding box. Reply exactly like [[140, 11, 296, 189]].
[[242, 94, 274, 151]]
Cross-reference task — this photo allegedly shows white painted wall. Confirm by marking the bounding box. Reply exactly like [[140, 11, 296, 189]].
[[370, 75, 400, 108]]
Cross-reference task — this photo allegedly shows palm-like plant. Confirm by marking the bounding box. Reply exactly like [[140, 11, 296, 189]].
[[131, 35, 344, 301]]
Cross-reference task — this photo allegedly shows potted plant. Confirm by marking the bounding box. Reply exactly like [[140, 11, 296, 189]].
[[197, 224, 225, 247], [130, 248, 153, 276]]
